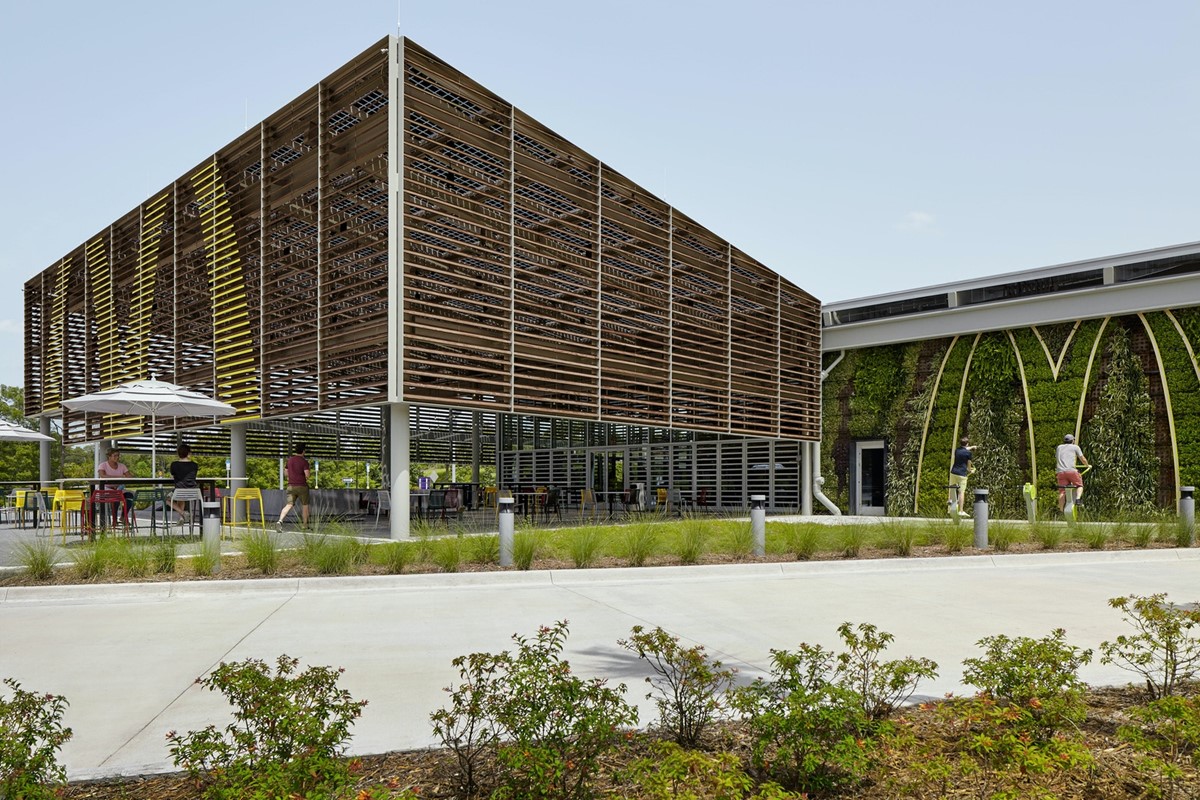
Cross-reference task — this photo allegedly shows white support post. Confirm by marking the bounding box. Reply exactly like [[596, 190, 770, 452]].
[[230, 422, 247, 521], [40, 418, 53, 484], [389, 402, 411, 540]]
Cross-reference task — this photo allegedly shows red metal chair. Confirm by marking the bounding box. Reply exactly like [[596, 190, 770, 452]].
[[88, 488, 131, 536]]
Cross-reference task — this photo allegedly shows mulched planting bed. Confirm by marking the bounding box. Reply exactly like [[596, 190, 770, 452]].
[[59, 685, 1199, 799]]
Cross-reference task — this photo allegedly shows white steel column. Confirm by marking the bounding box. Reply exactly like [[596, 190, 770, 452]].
[[801, 441, 814, 516], [389, 402, 411, 539], [40, 418, 53, 483], [230, 422, 247, 521]]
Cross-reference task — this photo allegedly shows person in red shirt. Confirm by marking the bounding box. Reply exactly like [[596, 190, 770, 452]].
[[277, 443, 311, 530]]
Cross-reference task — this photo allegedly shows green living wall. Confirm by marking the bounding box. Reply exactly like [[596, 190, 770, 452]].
[[822, 308, 1200, 517]]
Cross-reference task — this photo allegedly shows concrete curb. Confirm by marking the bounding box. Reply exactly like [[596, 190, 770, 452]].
[[2, 547, 1196, 605]]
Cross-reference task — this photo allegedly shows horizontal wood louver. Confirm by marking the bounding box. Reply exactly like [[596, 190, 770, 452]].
[[511, 110, 601, 418], [22, 36, 821, 450], [402, 42, 514, 408], [671, 211, 732, 433]]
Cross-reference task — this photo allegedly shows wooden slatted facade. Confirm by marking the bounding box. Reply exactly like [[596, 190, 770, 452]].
[[23, 37, 820, 456]]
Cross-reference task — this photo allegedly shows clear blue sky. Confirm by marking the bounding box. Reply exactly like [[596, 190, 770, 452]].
[[3, 0, 1198, 392]]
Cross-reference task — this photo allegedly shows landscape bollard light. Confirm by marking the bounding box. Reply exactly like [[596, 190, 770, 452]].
[[201, 500, 222, 574], [973, 489, 989, 549], [750, 495, 765, 557], [498, 497, 514, 567], [1181, 486, 1196, 547]]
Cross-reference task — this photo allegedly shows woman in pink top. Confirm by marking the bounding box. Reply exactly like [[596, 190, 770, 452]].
[[97, 447, 134, 518]]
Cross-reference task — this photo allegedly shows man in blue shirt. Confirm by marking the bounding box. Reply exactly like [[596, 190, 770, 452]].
[[949, 437, 975, 517]]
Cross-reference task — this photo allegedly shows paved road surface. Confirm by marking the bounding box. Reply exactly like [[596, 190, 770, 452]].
[[1, 548, 1197, 781]]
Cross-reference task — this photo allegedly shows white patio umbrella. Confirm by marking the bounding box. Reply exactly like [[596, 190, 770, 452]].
[[61, 379, 236, 474], [0, 419, 55, 442]]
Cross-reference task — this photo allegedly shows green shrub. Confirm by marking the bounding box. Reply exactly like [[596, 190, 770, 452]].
[[784, 522, 822, 560], [1100, 593, 1200, 699], [623, 741, 799, 799], [961, 629, 1092, 738], [0, 678, 73, 800], [14, 539, 59, 581], [619, 625, 737, 747], [512, 530, 540, 571], [566, 527, 603, 569], [731, 644, 873, 793], [166, 655, 366, 799], [1117, 695, 1200, 800], [434, 621, 637, 800], [834, 622, 938, 722], [618, 523, 657, 567], [240, 529, 281, 575], [430, 651, 502, 799]]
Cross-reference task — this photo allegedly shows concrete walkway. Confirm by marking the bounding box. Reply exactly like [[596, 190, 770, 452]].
[[1, 548, 1197, 782]]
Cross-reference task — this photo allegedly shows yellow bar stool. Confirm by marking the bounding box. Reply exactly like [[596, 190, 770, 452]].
[[52, 489, 86, 543], [222, 487, 266, 539]]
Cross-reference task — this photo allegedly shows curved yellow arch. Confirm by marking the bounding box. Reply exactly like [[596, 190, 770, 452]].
[[1138, 313, 1181, 505], [913, 336, 960, 514]]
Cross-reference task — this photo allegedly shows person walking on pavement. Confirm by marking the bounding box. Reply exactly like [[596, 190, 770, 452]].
[[1055, 434, 1089, 512], [277, 443, 311, 530], [949, 436, 975, 516]]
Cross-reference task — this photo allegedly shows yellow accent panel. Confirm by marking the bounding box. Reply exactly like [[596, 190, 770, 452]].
[[191, 159, 261, 418]]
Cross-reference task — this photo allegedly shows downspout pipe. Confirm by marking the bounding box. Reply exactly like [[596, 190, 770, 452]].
[[811, 351, 845, 516]]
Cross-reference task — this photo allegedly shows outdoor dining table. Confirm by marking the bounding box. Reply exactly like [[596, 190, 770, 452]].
[[58, 476, 227, 538], [0, 480, 54, 528]]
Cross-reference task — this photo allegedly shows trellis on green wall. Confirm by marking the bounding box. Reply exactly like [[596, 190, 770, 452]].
[[823, 306, 1200, 516]]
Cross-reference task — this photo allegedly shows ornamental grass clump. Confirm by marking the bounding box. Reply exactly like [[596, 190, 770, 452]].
[[375, 540, 415, 574], [119, 541, 154, 578], [0, 677, 73, 800], [618, 523, 657, 567], [152, 539, 177, 573], [240, 529, 282, 575], [166, 655, 366, 799], [431, 535, 462, 573], [465, 534, 500, 565], [14, 539, 59, 581], [565, 527, 604, 568], [70, 538, 120, 580], [881, 520, 918, 557], [1032, 521, 1063, 550], [673, 517, 709, 565], [838, 525, 868, 558], [512, 530, 540, 570], [784, 522, 823, 560]]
